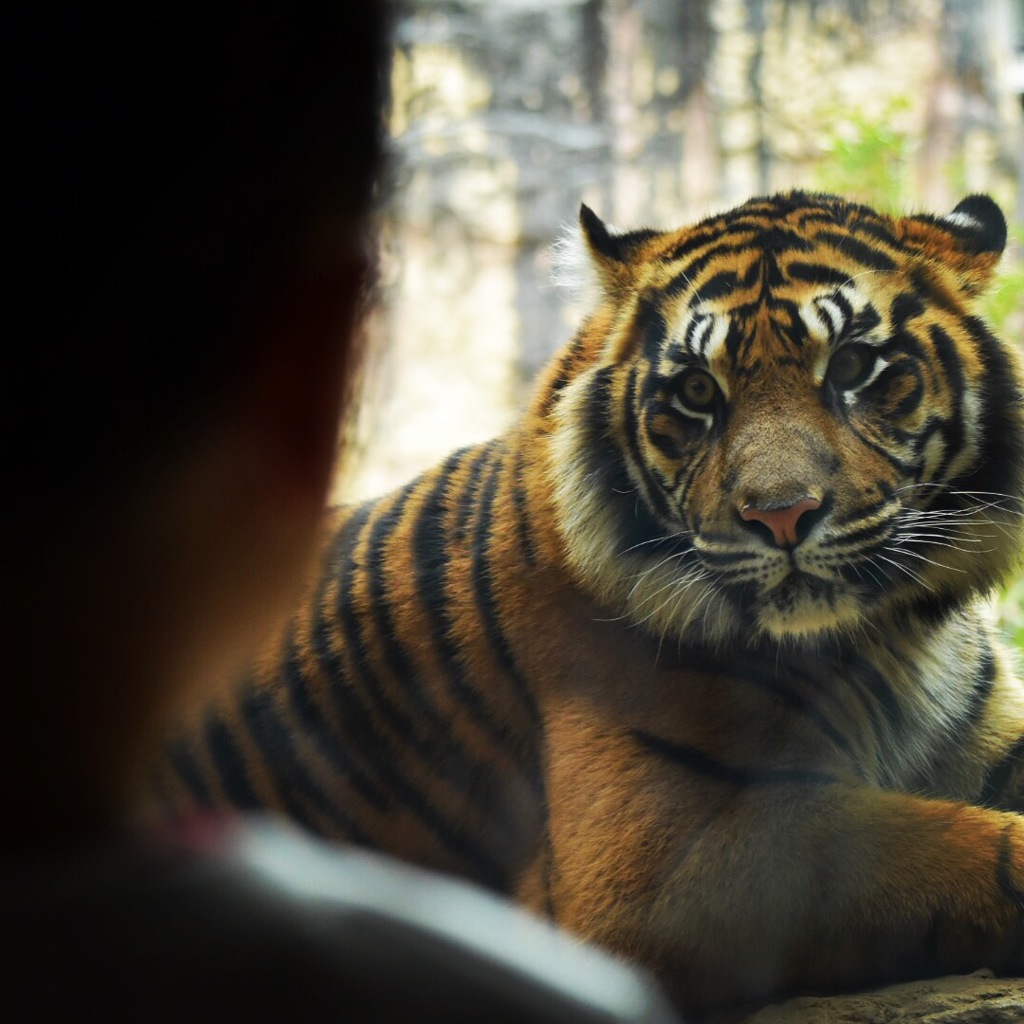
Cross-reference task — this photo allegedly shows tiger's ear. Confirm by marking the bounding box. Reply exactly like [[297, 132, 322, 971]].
[[576, 204, 658, 294], [897, 195, 1007, 297]]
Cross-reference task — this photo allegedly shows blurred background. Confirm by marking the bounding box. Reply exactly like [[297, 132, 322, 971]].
[[337, 0, 1024, 635]]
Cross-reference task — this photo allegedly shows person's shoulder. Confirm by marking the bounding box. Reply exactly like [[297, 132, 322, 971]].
[[4, 816, 681, 1023]]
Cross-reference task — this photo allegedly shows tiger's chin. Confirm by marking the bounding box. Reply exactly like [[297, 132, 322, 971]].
[[753, 574, 866, 641]]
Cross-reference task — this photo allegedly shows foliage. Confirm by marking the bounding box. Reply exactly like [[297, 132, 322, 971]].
[[811, 98, 914, 210], [996, 577, 1024, 653]]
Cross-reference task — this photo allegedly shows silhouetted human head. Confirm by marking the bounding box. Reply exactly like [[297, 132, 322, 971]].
[[6, 5, 390, 538], [3, 4, 393, 845]]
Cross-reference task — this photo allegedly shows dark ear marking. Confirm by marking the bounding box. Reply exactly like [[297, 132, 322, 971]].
[[944, 195, 1007, 256], [579, 203, 660, 266], [580, 203, 624, 262]]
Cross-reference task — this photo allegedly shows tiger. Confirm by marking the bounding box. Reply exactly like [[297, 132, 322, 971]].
[[155, 190, 1024, 1018]]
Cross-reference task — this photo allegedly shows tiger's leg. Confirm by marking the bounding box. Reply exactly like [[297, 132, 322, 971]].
[[540, 731, 1024, 1018]]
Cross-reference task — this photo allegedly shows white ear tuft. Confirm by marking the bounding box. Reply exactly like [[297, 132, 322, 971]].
[[942, 210, 983, 233], [548, 220, 602, 300]]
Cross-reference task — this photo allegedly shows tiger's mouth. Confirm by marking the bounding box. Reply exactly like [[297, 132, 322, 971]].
[[759, 579, 861, 637], [764, 572, 841, 614], [728, 568, 865, 639]]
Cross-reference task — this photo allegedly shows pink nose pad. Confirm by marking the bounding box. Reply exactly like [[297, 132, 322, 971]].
[[740, 497, 822, 548]]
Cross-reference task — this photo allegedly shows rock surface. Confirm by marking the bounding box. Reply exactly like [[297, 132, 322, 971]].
[[736, 971, 1024, 1024]]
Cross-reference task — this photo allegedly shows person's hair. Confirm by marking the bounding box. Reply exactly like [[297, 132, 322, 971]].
[[4, 5, 391, 526]]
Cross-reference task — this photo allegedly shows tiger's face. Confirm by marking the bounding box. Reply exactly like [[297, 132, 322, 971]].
[[548, 193, 1024, 645]]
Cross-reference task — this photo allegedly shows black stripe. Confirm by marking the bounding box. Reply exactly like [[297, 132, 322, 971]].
[[694, 548, 756, 567], [240, 685, 369, 840], [683, 312, 712, 356], [582, 365, 675, 553], [453, 444, 494, 544], [909, 264, 960, 313], [793, 210, 839, 230], [581, 364, 615, 438], [415, 448, 551, 884], [623, 364, 677, 525], [412, 448, 529, 751], [878, 332, 926, 368], [281, 641, 390, 813], [830, 516, 895, 550], [816, 230, 896, 272], [907, 590, 967, 628], [759, 226, 817, 253], [320, 494, 509, 886], [637, 297, 668, 362], [996, 825, 1024, 911], [666, 242, 750, 297], [323, 499, 375, 560], [954, 314, 1024, 511], [920, 913, 944, 976], [846, 652, 904, 732], [964, 644, 996, 729], [881, 363, 925, 421], [470, 452, 552, 868], [365, 485, 430, 707], [666, 340, 690, 364], [787, 262, 853, 288], [847, 218, 898, 248], [510, 445, 538, 567], [671, 443, 709, 499], [694, 269, 739, 303], [660, 224, 722, 266], [981, 735, 1024, 808], [746, 674, 854, 761], [697, 259, 762, 304], [832, 495, 895, 528], [164, 738, 215, 808], [364, 477, 523, 802], [725, 317, 757, 367], [204, 711, 262, 810], [450, 452, 552, 892], [538, 337, 586, 419], [316, 502, 392, 757], [890, 292, 924, 332], [379, 463, 510, 789], [826, 289, 855, 330], [312, 505, 410, 795], [927, 324, 967, 479], [471, 451, 542, 729], [844, 422, 916, 476], [338, 489, 426, 752], [313, 662, 509, 887], [803, 647, 894, 753], [632, 729, 838, 787], [412, 457, 464, 652], [646, 423, 684, 460], [850, 303, 882, 338]]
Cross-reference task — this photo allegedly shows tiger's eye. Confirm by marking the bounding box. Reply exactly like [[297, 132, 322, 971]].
[[827, 344, 873, 388], [679, 369, 718, 410]]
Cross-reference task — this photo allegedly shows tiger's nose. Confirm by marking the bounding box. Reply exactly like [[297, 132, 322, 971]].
[[739, 497, 822, 549]]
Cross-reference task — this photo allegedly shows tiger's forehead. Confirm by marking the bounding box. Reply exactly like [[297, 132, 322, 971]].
[[665, 282, 880, 366]]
